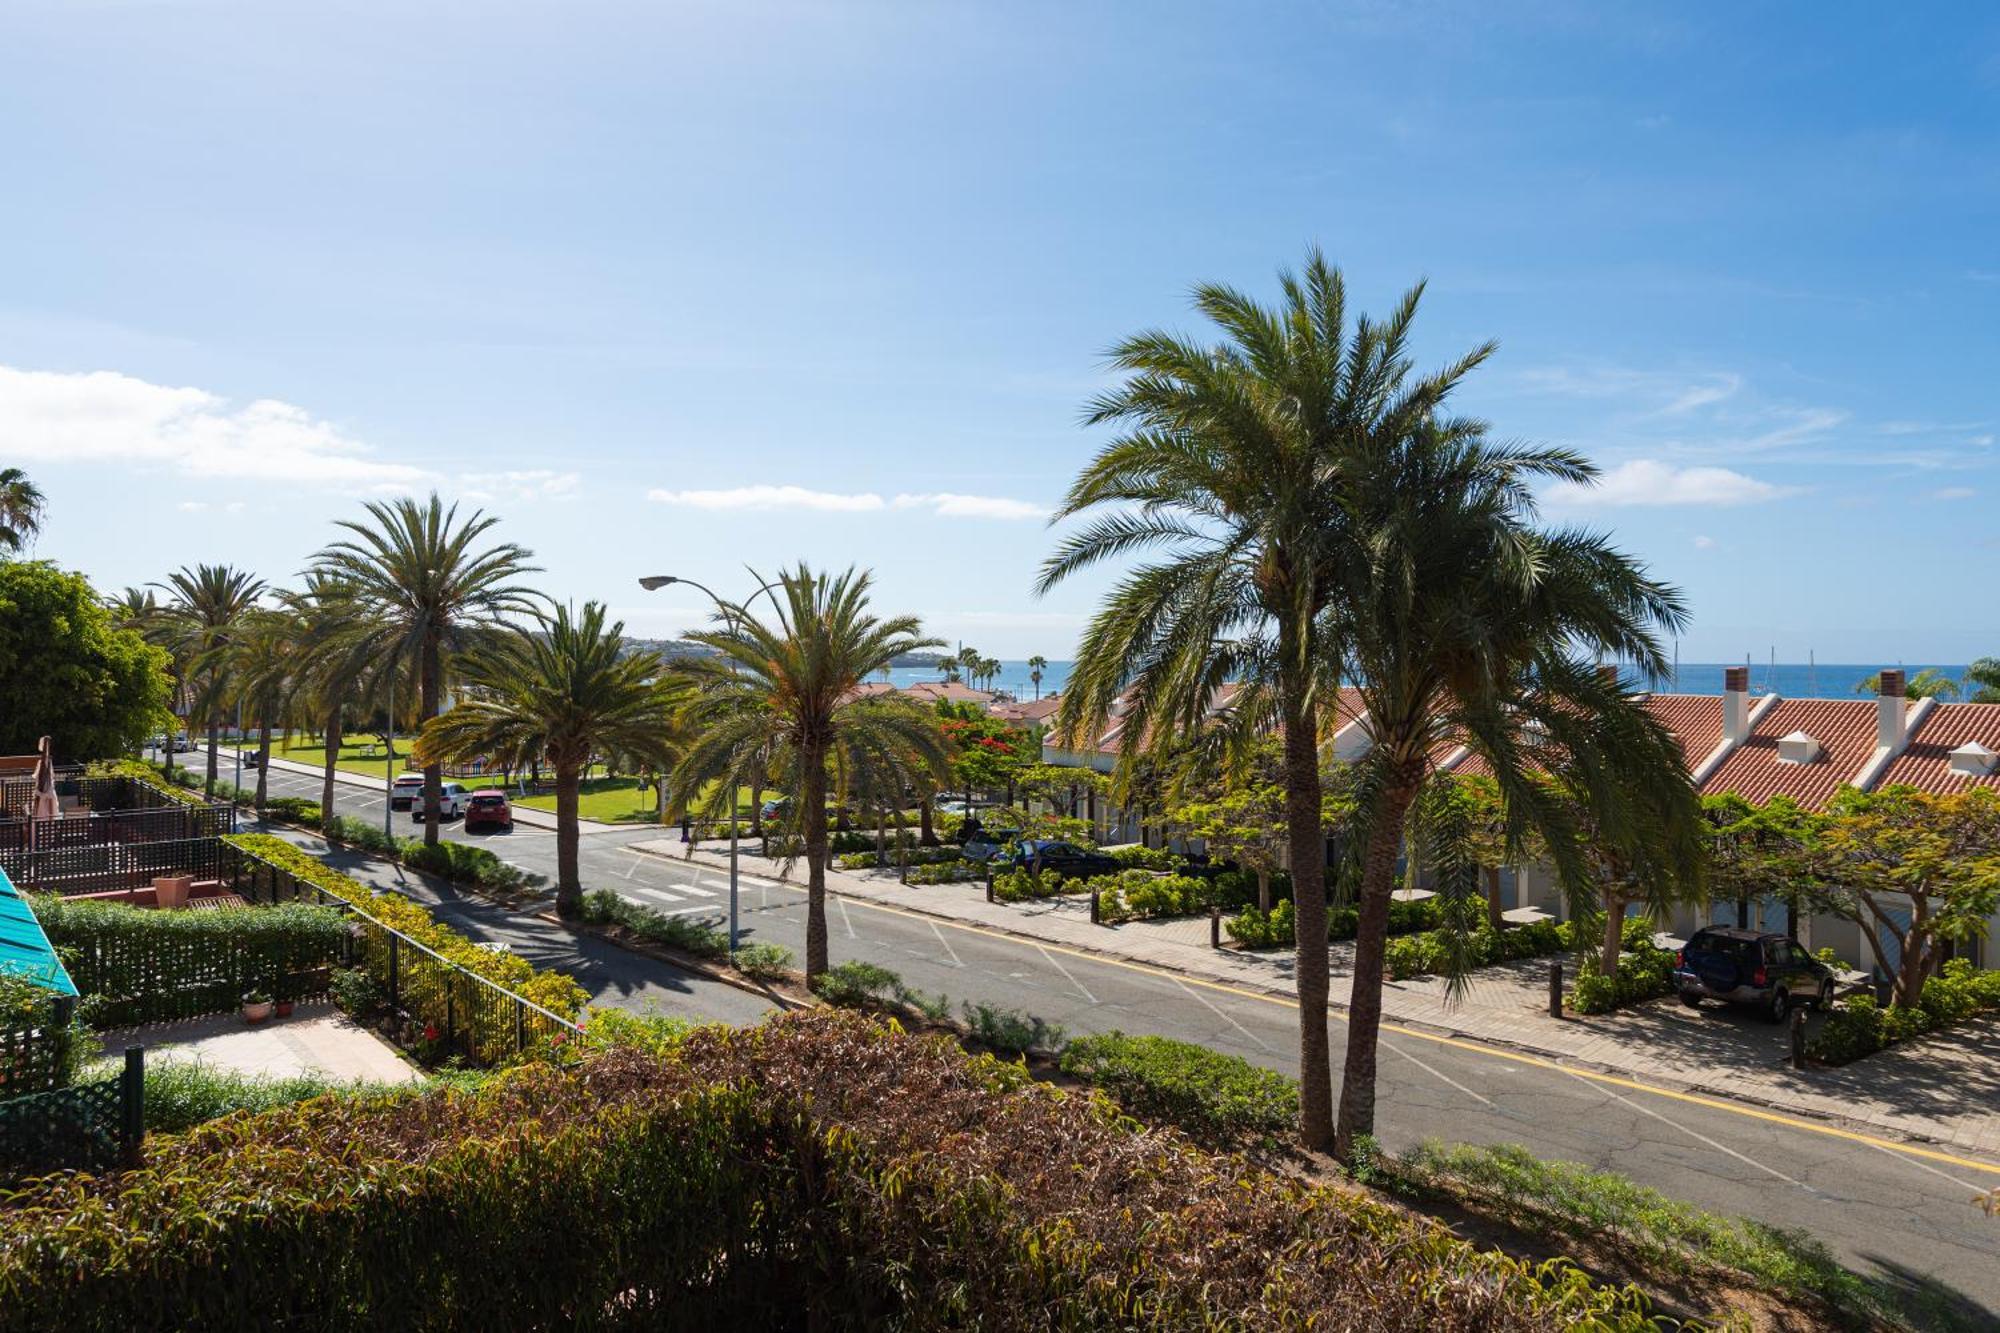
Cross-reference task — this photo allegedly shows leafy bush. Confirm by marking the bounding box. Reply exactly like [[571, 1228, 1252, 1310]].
[[1569, 924, 1676, 1015], [992, 867, 1075, 901], [959, 1001, 1065, 1056], [398, 838, 536, 893], [1384, 918, 1573, 981], [729, 942, 794, 982], [0, 973, 96, 1093], [1059, 1031, 1295, 1143], [1106, 843, 1177, 871], [577, 1006, 692, 1058], [328, 966, 387, 1022], [1226, 897, 1296, 948], [837, 845, 966, 871], [37, 895, 348, 1027], [579, 889, 727, 959], [905, 859, 986, 885], [811, 960, 905, 1008], [1096, 871, 1215, 923], [261, 796, 323, 826], [226, 835, 587, 1024], [324, 814, 402, 856], [0, 1012, 1661, 1332], [137, 1060, 419, 1134], [1226, 894, 1445, 950], [1806, 960, 2000, 1063]]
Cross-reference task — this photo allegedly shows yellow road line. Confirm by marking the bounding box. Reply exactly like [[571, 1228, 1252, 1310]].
[[831, 889, 2000, 1179]]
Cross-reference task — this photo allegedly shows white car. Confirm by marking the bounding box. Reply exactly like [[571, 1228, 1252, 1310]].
[[410, 782, 470, 821]]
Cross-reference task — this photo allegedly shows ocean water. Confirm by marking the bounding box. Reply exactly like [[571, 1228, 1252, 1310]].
[[886, 660, 1975, 702]]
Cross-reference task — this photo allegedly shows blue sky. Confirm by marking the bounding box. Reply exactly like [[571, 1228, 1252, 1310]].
[[2, 2, 1995, 661]]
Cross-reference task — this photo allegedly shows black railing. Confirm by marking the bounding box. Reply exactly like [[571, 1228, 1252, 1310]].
[[0, 835, 232, 897], [0, 1047, 143, 1183], [0, 803, 234, 854]]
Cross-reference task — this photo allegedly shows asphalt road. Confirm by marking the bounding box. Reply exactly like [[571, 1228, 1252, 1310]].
[[203, 750, 2000, 1322]]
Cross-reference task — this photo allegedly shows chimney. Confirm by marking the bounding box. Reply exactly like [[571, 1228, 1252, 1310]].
[[1876, 669, 1907, 752], [1723, 665, 1750, 743]]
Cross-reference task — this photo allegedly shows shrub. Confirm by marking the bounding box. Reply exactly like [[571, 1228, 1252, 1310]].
[[1059, 1031, 1296, 1143], [578, 889, 727, 959], [328, 966, 387, 1022], [1226, 894, 1444, 951], [138, 1060, 420, 1135], [1384, 918, 1573, 982], [992, 867, 1073, 901], [261, 796, 323, 826], [1106, 843, 1177, 871], [577, 1006, 692, 1059], [1569, 926, 1676, 1015], [226, 835, 587, 1025], [0, 973, 96, 1093], [324, 814, 402, 857], [0, 1013, 1661, 1332], [836, 844, 965, 871], [1226, 897, 1296, 948], [729, 942, 794, 982], [905, 859, 985, 885], [959, 1001, 1065, 1056], [1806, 960, 2000, 1063], [36, 895, 348, 1027], [811, 960, 904, 1008]]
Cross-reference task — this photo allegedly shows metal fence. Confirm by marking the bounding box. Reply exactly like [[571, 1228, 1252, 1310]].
[[0, 835, 233, 897], [0, 1047, 143, 1182], [0, 803, 235, 854], [0, 994, 76, 1099]]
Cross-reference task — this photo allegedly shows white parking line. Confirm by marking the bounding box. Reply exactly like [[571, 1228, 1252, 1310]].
[[929, 919, 963, 967], [1382, 1038, 1493, 1107], [1171, 975, 1272, 1052], [837, 896, 857, 939], [1035, 944, 1097, 1005], [1561, 1068, 1807, 1189]]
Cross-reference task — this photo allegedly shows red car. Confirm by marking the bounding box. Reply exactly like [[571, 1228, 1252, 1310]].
[[463, 789, 514, 832]]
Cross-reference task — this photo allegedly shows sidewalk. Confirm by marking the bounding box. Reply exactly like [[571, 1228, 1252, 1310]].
[[649, 838, 2000, 1159], [222, 747, 621, 834]]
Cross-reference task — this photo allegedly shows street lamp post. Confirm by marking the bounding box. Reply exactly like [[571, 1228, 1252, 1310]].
[[638, 573, 784, 953]]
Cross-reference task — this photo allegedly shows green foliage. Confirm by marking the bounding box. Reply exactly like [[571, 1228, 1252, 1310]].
[[0, 561, 173, 760], [36, 895, 348, 1027], [1393, 1140, 1910, 1330], [1568, 923, 1675, 1014], [992, 866, 1076, 901], [1806, 960, 2000, 1063], [0, 973, 96, 1093], [398, 838, 534, 893], [1059, 1031, 1296, 1143], [261, 796, 323, 825], [577, 1006, 692, 1059], [810, 960, 905, 1008], [0, 1012, 1661, 1331], [958, 1001, 1065, 1056], [1106, 843, 1177, 871], [578, 889, 727, 959], [905, 859, 986, 885], [729, 942, 793, 981], [137, 1060, 425, 1135], [1226, 894, 1444, 950], [835, 843, 961, 870], [1384, 918, 1573, 981], [328, 967, 386, 1022], [1094, 871, 1217, 923]]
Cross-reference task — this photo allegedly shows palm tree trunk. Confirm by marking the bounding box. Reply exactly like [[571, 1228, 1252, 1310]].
[[1335, 766, 1420, 1164], [205, 707, 220, 797], [1600, 893, 1627, 974], [1257, 866, 1272, 914], [1484, 866, 1506, 933], [918, 798, 938, 847], [803, 741, 831, 981], [1279, 665, 1334, 1155], [254, 721, 272, 810], [420, 639, 442, 847], [555, 761, 583, 918], [321, 709, 342, 828]]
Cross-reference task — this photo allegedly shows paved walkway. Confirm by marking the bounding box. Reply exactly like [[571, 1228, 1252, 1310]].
[[651, 839, 2000, 1157], [104, 999, 418, 1085]]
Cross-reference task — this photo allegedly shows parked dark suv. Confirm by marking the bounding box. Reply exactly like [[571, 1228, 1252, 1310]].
[[1674, 927, 1835, 1022], [1002, 839, 1121, 880]]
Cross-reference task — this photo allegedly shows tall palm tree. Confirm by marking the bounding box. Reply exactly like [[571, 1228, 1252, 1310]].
[[0, 468, 46, 553], [276, 575, 379, 824], [418, 602, 677, 916], [153, 565, 267, 795], [956, 645, 981, 690], [1966, 657, 2000, 704], [1027, 654, 1048, 699], [1328, 422, 1704, 1160], [218, 605, 305, 810], [1853, 668, 1959, 701], [1041, 250, 1492, 1153], [671, 564, 947, 980], [312, 494, 540, 844]]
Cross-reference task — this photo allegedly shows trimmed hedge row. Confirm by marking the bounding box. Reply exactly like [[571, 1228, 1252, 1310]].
[[35, 895, 347, 1028], [1807, 959, 2000, 1063], [225, 834, 586, 1023], [1385, 917, 1573, 981], [1226, 894, 1445, 950], [1058, 1030, 1296, 1143], [0, 1011, 1660, 1331]]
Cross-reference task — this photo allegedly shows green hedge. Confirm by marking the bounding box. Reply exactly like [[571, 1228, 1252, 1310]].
[[1385, 918, 1574, 981], [1226, 895, 1444, 950], [579, 888, 727, 959], [36, 896, 347, 1028], [1059, 1031, 1296, 1143], [0, 1012, 1660, 1331], [1806, 959, 2000, 1063], [1569, 923, 1676, 1015]]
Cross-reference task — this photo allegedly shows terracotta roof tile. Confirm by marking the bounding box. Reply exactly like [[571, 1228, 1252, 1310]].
[[1874, 701, 2000, 793], [1700, 697, 1878, 809], [1642, 693, 1724, 769]]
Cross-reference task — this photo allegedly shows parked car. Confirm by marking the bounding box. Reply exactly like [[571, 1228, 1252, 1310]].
[[759, 796, 792, 823], [1003, 839, 1121, 880], [411, 782, 471, 822], [960, 826, 1022, 863], [1674, 927, 1835, 1022], [462, 789, 514, 832], [389, 774, 427, 811]]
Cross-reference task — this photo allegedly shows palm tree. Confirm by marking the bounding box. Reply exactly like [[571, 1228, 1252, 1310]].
[[1027, 654, 1048, 699], [153, 565, 267, 795], [671, 564, 947, 980], [1041, 250, 1491, 1153], [418, 602, 677, 916], [1328, 422, 1704, 1160], [0, 469, 46, 553], [280, 575, 381, 824], [216, 604, 306, 810], [1853, 668, 1960, 701], [1966, 658, 2000, 704], [312, 494, 540, 845]]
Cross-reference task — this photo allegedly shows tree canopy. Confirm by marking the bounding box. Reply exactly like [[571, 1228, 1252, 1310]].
[[0, 561, 173, 760]]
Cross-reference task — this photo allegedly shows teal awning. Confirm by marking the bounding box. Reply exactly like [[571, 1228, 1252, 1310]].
[[0, 867, 77, 997]]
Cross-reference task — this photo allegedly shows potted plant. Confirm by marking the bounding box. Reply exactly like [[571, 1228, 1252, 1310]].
[[241, 989, 273, 1025], [273, 979, 295, 1019]]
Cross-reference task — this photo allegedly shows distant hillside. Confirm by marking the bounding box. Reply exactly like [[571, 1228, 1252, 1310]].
[[623, 637, 719, 661]]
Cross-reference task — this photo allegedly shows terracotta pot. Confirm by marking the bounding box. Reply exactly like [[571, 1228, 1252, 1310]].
[[152, 875, 193, 910], [242, 1001, 273, 1025], [274, 1000, 295, 1018]]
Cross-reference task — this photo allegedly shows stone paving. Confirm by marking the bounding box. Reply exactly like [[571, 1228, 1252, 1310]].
[[651, 839, 2000, 1157], [103, 999, 419, 1085]]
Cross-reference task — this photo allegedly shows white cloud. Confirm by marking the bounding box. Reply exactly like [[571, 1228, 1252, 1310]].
[[1929, 486, 1976, 502], [892, 492, 1047, 520], [646, 484, 885, 512], [1692, 535, 1716, 549], [1547, 460, 1795, 508], [0, 364, 432, 489], [177, 500, 207, 512], [646, 484, 1043, 519], [461, 470, 581, 505]]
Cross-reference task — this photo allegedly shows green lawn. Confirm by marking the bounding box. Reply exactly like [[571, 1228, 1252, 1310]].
[[515, 779, 762, 824], [267, 733, 417, 782]]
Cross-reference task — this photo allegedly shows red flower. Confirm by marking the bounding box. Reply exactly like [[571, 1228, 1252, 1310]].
[[423, 1023, 440, 1042]]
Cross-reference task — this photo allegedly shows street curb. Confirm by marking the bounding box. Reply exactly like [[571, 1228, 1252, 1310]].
[[656, 846, 2000, 1160]]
